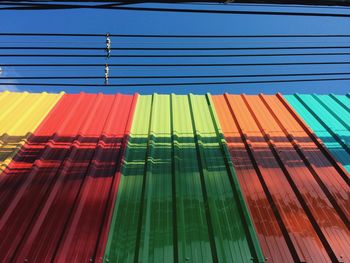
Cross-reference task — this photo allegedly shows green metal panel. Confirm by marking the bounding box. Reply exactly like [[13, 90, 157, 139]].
[[104, 94, 264, 263], [285, 94, 350, 173], [172, 94, 213, 262]]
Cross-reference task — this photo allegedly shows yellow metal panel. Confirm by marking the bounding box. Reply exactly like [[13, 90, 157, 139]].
[[0, 91, 63, 172]]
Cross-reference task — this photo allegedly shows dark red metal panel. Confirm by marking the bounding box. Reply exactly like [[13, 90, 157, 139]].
[[213, 94, 350, 263], [0, 93, 137, 262]]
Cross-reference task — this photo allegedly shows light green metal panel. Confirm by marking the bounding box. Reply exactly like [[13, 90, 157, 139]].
[[104, 94, 264, 263], [138, 94, 174, 262], [285, 94, 350, 173]]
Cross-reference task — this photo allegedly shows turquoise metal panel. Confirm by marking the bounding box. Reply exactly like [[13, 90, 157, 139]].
[[285, 94, 350, 173]]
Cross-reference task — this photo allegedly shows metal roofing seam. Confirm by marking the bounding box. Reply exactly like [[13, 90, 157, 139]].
[[0, 93, 137, 262], [213, 94, 350, 263], [189, 94, 264, 262], [214, 94, 326, 263], [93, 93, 138, 262], [212, 94, 295, 263], [278, 94, 350, 186], [285, 94, 350, 177], [0, 91, 62, 173], [104, 95, 153, 263], [206, 94, 264, 263], [104, 94, 264, 263], [260, 95, 350, 218], [254, 95, 350, 260]]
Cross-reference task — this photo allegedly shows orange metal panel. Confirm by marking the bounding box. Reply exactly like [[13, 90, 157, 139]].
[[212, 94, 350, 263]]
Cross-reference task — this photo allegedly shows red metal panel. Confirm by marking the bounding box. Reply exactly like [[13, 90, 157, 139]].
[[213, 94, 350, 263], [54, 94, 137, 263], [0, 93, 137, 262]]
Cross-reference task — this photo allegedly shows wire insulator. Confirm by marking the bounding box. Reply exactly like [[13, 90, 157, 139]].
[[104, 63, 109, 85], [106, 32, 111, 59]]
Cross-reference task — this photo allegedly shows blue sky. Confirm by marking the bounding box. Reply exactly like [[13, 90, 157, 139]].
[[1, 3, 350, 94]]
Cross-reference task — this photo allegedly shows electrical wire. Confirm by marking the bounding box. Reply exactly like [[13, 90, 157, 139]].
[[2, 77, 350, 87], [2, 33, 350, 38], [2, 3, 350, 18], [2, 52, 350, 58], [3, 32, 350, 89], [3, 46, 350, 51], [57, 5, 350, 18], [186, 2, 350, 10], [3, 61, 350, 67], [2, 71, 350, 79], [6, 40, 350, 45]]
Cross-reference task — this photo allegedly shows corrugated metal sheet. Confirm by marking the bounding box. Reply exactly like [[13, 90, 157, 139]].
[[0, 92, 137, 262], [0, 91, 62, 173], [213, 94, 350, 263], [0, 91, 349, 262], [104, 94, 264, 263], [285, 94, 350, 174]]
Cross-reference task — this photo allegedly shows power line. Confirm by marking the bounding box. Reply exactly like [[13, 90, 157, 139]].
[[66, 5, 350, 18], [0, 47, 102, 50], [2, 77, 350, 87], [2, 52, 350, 58], [3, 45, 350, 51], [6, 40, 350, 45], [2, 33, 350, 38], [3, 61, 350, 67], [2, 3, 350, 18], [2, 71, 350, 79], [2, 0, 350, 5], [190, 2, 350, 10]]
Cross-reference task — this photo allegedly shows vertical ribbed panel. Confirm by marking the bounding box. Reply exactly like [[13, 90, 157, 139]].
[[0, 91, 63, 173], [104, 94, 264, 263], [0, 93, 137, 262], [285, 94, 350, 174], [1, 91, 348, 262], [213, 94, 350, 263]]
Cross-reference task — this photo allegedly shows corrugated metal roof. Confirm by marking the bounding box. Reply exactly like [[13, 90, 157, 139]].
[[213, 94, 350, 263], [285, 94, 350, 174], [0, 91, 349, 263], [0, 92, 137, 262], [104, 94, 264, 263], [0, 91, 62, 173]]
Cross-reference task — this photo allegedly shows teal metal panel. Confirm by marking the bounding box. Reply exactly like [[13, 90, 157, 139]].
[[285, 94, 350, 173]]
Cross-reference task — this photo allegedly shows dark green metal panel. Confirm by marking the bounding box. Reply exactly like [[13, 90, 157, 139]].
[[188, 94, 264, 262], [104, 94, 264, 263]]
